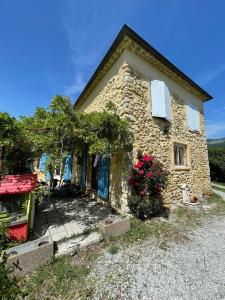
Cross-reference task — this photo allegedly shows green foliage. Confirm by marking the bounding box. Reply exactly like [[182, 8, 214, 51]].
[[108, 244, 120, 254], [0, 222, 23, 300], [104, 218, 181, 249], [0, 112, 33, 174], [22, 96, 133, 178], [128, 194, 164, 220], [208, 147, 225, 182], [0, 112, 18, 148], [21, 96, 78, 178], [0, 259, 22, 300], [128, 153, 167, 219], [24, 257, 89, 298], [30, 183, 51, 204], [0, 221, 10, 252], [22, 252, 98, 299], [76, 110, 133, 155]]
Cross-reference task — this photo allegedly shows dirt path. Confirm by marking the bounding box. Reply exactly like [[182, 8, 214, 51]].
[[87, 217, 225, 299]]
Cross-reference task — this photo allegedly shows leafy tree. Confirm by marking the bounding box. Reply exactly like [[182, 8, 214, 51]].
[[21, 96, 78, 180], [0, 112, 33, 174], [22, 96, 133, 183], [208, 147, 225, 182]]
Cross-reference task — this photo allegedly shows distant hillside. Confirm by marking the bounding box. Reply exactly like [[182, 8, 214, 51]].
[[207, 138, 225, 148]]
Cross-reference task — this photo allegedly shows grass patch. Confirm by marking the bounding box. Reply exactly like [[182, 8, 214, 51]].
[[206, 193, 225, 216], [212, 185, 225, 192], [175, 206, 203, 228], [174, 193, 225, 230], [108, 244, 120, 254], [104, 217, 186, 253], [212, 181, 225, 187], [22, 257, 89, 299], [21, 247, 101, 300]]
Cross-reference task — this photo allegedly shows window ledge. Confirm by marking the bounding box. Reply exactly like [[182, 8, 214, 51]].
[[174, 166, 191, 171], [188, 129, 200, 134]]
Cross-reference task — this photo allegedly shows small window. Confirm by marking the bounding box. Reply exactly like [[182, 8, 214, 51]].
[[151, 80, 171, 121], [187, 104, 200, 132], [174, 143, 187, 166]]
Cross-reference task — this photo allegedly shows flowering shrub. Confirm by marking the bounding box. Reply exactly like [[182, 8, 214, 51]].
[[128, 153, 167, 219]]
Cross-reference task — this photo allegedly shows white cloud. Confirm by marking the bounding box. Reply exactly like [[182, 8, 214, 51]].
[[197, 64, 225, 86], [206, 120, 225, 139], [64, 71, 85, 95], [61, 1, 105, 98]]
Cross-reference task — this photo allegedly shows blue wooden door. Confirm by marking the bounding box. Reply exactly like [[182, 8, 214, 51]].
[[97, 156, 109, 199], [63, 154, 72, 181], [81, 144, 87, 190]]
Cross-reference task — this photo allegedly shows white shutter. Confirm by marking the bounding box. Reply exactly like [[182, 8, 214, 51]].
[[151, 80, 171, 121], [187, 104, 200, 131], [164, 83, 171, 121], [194, 108, 200, 131]]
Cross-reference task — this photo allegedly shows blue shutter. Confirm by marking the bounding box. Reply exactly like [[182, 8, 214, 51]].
[[151, 80, 171, 121], [40, 153, 51, 181], [63, 154, 72, 181], [40, 153, 47, 171], [97, 156, 109, 199], [81, 144, 87, 190]]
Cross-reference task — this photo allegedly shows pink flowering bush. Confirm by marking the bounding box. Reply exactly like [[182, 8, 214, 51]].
[[128, 152, 167, 219]]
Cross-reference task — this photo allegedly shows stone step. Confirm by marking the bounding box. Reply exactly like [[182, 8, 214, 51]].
[[55, 231, 103, 257]]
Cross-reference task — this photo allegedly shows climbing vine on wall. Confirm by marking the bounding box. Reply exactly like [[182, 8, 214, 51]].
[[21, 96, 133, 178]]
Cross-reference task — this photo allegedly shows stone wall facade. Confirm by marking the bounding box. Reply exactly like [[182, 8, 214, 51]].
[[76, 48, 212, 214]]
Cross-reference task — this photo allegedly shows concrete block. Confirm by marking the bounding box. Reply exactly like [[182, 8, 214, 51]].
[[3, 235, 54, 275], [56, 232, 103, 257], [99, 217, 130, 239]]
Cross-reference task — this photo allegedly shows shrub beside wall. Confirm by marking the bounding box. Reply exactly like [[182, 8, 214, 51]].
[[128, 152, 167, 219]]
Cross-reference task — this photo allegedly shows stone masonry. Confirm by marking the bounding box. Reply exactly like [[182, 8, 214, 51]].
[[75, 38, 212, 214]]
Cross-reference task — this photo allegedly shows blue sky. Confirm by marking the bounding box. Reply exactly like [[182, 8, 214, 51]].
[[0, 0, 225, 138]]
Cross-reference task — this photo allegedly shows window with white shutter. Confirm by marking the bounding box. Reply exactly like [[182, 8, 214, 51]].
[[187, 104, 200, 132], [151, 80, 171, 121]]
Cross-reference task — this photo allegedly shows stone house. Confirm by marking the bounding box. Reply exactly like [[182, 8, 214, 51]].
[[73, 25, 212, 214]]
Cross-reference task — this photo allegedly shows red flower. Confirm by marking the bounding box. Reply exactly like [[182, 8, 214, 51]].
[[139, 188, 147, 197], [134, 161, 144, 169], [143, 154, 153, 162], [140, 190, 146, 197], [146, 172, 153, 178], [138, 170, 144, 175], [156, 184, 161, 193], [132, 180, 138, 187], [128, 178, 138, 187]]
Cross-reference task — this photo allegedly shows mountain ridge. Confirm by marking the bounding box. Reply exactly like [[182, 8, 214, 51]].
[[207, 137, 225, 148]]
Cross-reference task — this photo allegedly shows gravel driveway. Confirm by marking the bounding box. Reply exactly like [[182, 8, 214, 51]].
[[87, 217, 225, 299]]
